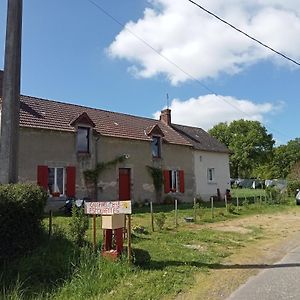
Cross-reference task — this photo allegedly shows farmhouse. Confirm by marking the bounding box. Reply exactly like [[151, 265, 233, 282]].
[[0, 70, 230, 203]]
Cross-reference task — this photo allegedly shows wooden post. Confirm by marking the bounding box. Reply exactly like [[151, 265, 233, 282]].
[[211, 196, 214, 219], [236, 196, 239, 211], [150, 201, 154, 232], [225, 194, 228, 211], [93, 214, 97, 252], [48, 210, 52, 237], [175, 199, 178, 228], [0, 0, 23, 183], [127, 215, 132, 263], [193, 197, 197, 222]]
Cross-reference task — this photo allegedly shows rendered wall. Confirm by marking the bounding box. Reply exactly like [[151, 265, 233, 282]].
[[18, 128, 194, 203], [194, 150, 230, 201]]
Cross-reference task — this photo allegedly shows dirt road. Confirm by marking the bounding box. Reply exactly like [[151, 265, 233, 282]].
[[176, 208, 300, 300]]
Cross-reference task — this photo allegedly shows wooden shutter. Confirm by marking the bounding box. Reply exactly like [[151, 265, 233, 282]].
[[37, 165, 48, 191], [66, 166, 76, 197], [163, 170, 170, 193], [179, 170, 185, 193]]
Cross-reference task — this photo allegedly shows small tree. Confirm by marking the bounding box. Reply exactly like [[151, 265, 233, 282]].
[[69, 205, 89, 247]]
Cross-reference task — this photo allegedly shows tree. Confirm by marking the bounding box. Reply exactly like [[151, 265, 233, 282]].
[[209, 120, 274, 178], [271, 138, 300, 179]]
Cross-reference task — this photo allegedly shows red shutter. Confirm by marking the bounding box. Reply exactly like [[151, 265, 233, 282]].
[[37, 165, 48, 191], [66, 166, 76, 198], [163, 170, 170, 193], [179, 170, 185, 193]]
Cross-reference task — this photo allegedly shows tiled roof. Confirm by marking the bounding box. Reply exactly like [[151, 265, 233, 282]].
[[0, 93, 229, 153], [172, 124, 230, 153], [16, 95, 191, 146]]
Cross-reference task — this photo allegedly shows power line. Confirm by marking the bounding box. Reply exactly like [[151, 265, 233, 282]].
[[85, 0, 293, 140], [187, 0, 300, 67]]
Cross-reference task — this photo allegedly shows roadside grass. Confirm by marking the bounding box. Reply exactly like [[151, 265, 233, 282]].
[[1, 199, 296, 300]]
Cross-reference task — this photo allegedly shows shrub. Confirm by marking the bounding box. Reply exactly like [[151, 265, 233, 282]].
[[154, 212, 166, 230], [287, 180, 300, 196], [163, 194, 174, 205], [265, 186, 281, 204], [0, 184, 47, 259], [69, 205, 89, 247], [227, 203, 236, 214]]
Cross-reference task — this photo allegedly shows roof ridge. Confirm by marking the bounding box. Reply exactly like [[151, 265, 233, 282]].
[[20, 94, 160, 123]]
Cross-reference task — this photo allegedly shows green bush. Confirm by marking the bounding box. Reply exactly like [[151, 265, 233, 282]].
[[69, 205, 89, 247], [154, 212, 166, 230], [287, 180, 300, 196], [265, 186, 281, 204], [0, 184, 47, 259]]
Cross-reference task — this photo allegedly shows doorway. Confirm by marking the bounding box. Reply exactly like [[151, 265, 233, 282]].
[[119, 168, 131, 200]]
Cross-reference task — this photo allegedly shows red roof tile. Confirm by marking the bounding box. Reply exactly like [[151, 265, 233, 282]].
[[17, 95, 192, 146]]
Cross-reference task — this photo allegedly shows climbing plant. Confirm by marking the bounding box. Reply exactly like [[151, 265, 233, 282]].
[[83, 155, 127, 199], [147, 166, 163, 204]]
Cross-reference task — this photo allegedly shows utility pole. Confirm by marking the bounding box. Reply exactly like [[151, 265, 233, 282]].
[[0, 0, 23, 184]]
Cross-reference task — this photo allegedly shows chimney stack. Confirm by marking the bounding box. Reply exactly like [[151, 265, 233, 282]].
[[0, 70, 3, 98], [160, 108, 171, 126]]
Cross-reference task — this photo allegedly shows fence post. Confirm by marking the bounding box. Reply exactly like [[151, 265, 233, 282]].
[[225, 194, 228, 211], [48, 210, 52, 237], [211, 196, 214, 219], [237, 196, 239, 211], [175, 199, 178, 228], [93, 214, 97, 252], [127, 215, 132, 263], [193, 197, 197, 222], [150, 201, 154, 232]]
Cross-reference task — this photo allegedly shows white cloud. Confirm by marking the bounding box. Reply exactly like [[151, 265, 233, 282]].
[[153, 95, 283, 130], [108, 0, 300, 84]]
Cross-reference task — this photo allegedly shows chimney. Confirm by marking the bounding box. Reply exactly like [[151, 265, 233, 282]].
[[0, 70, 3, 98], [160, 108, 171, 126]]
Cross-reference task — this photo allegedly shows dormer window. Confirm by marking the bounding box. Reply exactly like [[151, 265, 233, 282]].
[[70, 112, 95, 155], [77, 126, 90, 153], [146, 124, 164, 159], [151, 136, 161, 158]]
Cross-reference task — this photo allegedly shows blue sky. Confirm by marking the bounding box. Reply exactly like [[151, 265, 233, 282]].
[[0, 0, 299, 145]]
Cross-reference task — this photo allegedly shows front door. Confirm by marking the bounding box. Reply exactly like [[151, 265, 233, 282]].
[[119, 168, 131, 200]]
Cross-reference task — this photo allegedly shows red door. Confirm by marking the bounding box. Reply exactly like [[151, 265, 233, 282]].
[[119, 168, 131, 200]]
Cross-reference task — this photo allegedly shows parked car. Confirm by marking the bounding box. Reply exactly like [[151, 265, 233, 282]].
[[296, 189, 300, 205]]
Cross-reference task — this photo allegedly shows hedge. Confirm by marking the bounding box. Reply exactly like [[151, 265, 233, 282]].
[[287, 180, 300, 196], [0, 184, 47, 259]]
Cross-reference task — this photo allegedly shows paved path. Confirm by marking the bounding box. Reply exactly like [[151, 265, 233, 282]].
[[227, 245, 300, 300]]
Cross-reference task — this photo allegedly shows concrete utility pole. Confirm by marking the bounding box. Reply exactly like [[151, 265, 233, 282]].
[[0, 0, 23, 184]]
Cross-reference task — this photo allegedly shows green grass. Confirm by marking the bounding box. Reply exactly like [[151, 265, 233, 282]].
[[1, 199, 296, 300]]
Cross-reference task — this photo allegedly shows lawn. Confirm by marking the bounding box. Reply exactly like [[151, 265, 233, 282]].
[[1, 196, 295, 300]]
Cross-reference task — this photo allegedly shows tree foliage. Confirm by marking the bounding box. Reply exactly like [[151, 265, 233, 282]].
[[209, 120, 274, 178], [271, 138, 300, 179]]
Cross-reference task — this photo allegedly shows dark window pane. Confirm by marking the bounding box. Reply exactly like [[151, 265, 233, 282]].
[[48, 168, 54, 194], [57, 168, 64, 194], [77, 127, 89, 152], [151, 136, 161, 157]]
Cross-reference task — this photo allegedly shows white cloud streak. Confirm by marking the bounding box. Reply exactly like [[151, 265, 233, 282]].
[[108, 0, 300, 84], [153, 95, 283, 130]]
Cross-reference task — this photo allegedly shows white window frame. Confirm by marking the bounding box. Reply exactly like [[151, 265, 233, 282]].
[[48, 167, 66, 196], [207, 168, 216, 183], [170, 170, 179, 192]]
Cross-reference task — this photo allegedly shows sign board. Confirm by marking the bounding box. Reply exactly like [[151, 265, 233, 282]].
[[84, 200, 132, 215]]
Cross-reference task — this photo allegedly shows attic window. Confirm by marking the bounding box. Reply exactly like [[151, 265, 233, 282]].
[[77, 126, 90, 153], [151, 136, 161, 158]]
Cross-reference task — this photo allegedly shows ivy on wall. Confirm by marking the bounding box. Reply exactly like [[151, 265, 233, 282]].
[[147, 166, 163, 203], [83, 154, 127, 199]]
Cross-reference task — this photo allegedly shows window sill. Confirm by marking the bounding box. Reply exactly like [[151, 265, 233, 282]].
[[77, 152, 91, 157], [208, 181, 217, 185]]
